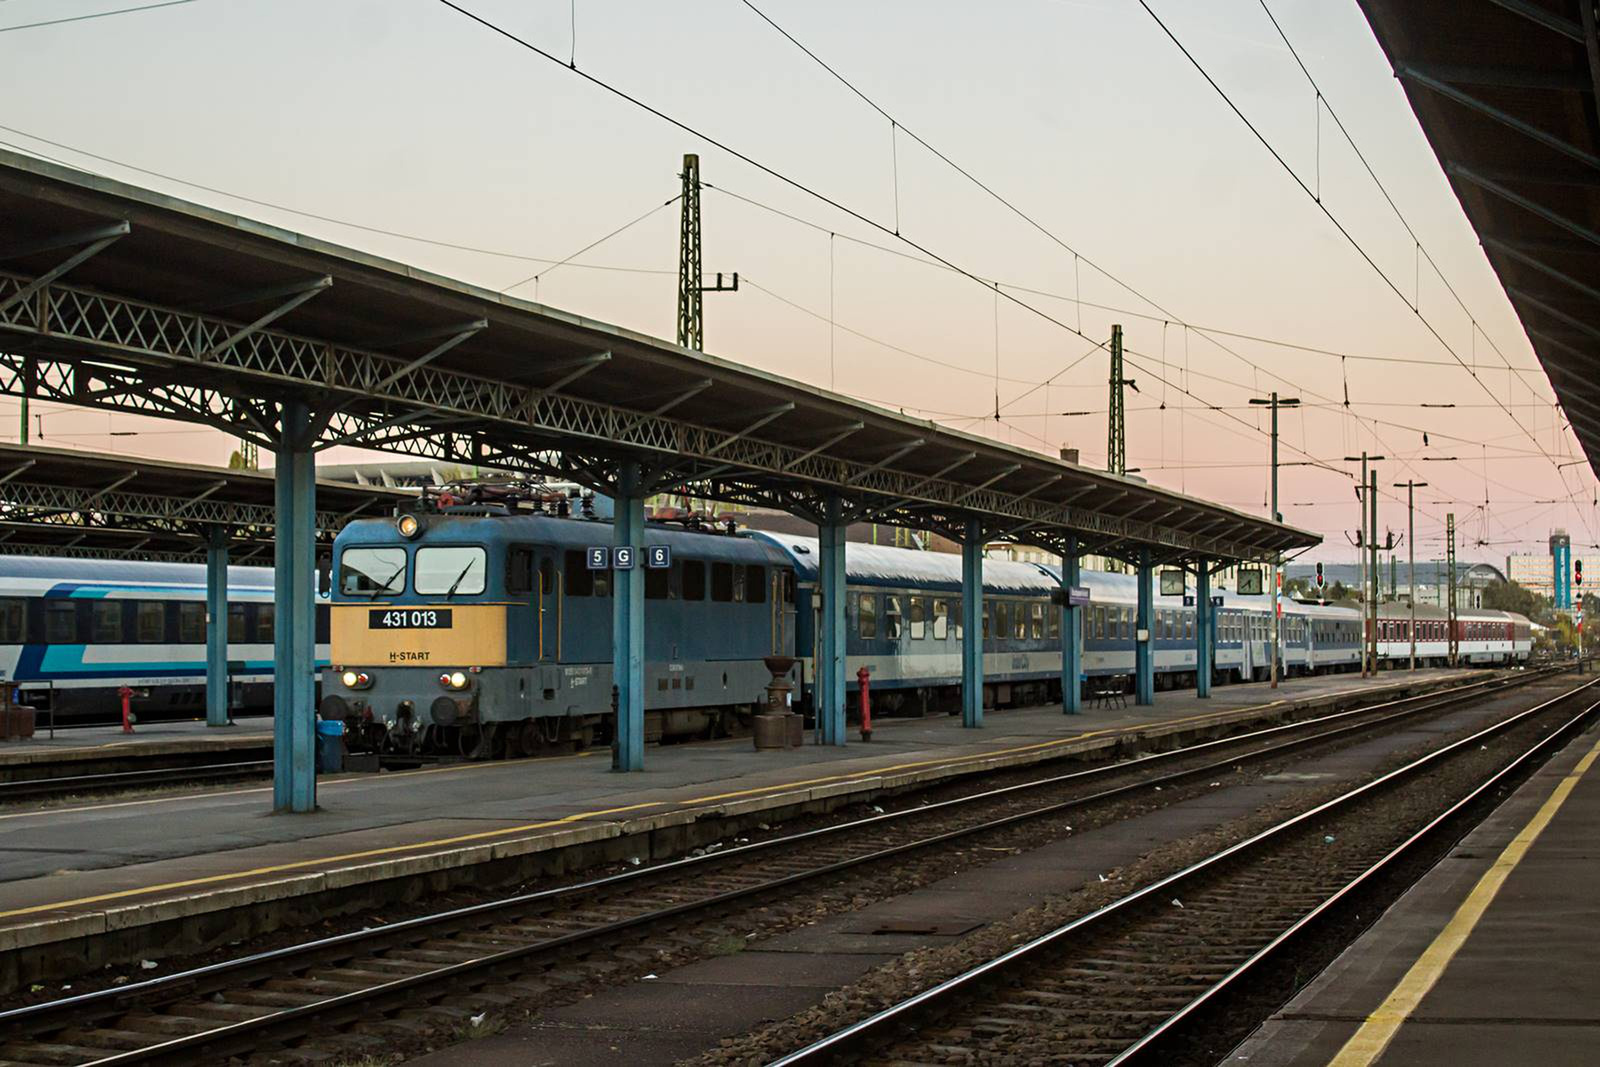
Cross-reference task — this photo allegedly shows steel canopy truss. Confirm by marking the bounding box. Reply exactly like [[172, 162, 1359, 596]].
[[0, 149, 1316, 567], [0, 444, 411, 564]]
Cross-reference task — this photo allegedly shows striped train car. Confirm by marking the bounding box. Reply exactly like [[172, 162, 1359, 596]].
[[0, 557, 329, 722], [766, 533, 1528, 715]]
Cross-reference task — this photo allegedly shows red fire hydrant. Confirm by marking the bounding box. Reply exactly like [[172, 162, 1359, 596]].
[[857, 666, 872, 741], [117, 685, 135, 734]]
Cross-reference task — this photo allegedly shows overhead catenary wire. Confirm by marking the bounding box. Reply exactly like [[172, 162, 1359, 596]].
[[1136, 0, 1596, 544], [0, 0, 196, 34]]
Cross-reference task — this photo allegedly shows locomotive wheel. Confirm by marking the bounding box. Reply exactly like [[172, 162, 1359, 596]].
[[457, 725, 481, 759]]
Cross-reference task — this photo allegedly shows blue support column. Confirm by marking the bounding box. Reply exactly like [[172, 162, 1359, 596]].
[[1196, 560, 1212, 699], [1135, 547, 1154, 706], [1061, 536, 1082, 715], [816, 495, 847, 746], [273, 400, 317, 813], [961, 519, 984, 728], [205, 528, 230, 727], [612, 462, 646, 771]]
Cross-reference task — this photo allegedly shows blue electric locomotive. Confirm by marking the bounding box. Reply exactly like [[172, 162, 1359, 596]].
[[325, 501, 797, 756]]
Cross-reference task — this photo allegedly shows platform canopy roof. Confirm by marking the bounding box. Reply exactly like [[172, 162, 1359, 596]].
[[1359, 0, 1600, 478], [0, 149, 1317, 566], [0, 443, 413, 564]]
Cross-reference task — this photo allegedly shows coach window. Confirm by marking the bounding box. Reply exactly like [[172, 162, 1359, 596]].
[[858, 593, 877, 638], [179, 602, 205, 644], [46, 601, 79, 643], [953, 597, 964, 640], [1047, 603, 1060, 640], [1030, 601, 1044, 640], [341, 546, 407, 597], [995, 601, 1010, 643], [746, 565, 766, 603], [983, 602, 991, 640], [135, 601, 164, 643], [682, 560, 706, 601], [0, 598, 22, 643], [909, 597, 926, 640], [1093, 605, 1105, 639], [933, 598, 949, 640], [91, 601, 123, 643], [884, 595, 903, 640], [229, 604, 247, 643], [711, 562, 734, 602], [415, 546, 486, 596], [256, 603, 275, 644]]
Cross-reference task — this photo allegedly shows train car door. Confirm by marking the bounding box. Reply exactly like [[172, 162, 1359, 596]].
[[770, 567, 796, 655], [537, 554, 558, 662]]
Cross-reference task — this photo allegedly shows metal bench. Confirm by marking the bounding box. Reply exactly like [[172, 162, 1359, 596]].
[[1089, 677, 1127, 709]]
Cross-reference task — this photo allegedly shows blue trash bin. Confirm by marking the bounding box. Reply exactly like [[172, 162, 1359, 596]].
[[315, 718, 345, 774]]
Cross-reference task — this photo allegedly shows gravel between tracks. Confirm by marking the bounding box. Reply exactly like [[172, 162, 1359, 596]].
[[681, 694, 1578, 1066]]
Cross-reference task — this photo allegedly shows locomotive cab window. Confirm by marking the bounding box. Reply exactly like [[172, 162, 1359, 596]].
[[341, 546, 407, 597], [745, 565, 765, 603], [415, 546, 486, 597]]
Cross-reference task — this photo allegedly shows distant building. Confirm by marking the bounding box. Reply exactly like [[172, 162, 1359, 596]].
[[1505, 529, 1596, 607]]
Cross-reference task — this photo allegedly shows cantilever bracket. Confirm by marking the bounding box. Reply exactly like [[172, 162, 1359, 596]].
[[0, 220, 130, 317], [200, 275, 331, 360]]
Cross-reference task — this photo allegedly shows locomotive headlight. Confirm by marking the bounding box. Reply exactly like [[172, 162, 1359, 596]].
[[341, 670, 372, 690], [440, 670, 469, 690], [395, 513, 421, 539]]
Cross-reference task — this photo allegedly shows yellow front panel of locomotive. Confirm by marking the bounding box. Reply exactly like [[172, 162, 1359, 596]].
[[332, 603, 508, 667]]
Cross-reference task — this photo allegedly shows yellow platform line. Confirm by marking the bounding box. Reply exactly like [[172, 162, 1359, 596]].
[[0, 700, 1299, 923], [1327, 731, 1600, 1067]]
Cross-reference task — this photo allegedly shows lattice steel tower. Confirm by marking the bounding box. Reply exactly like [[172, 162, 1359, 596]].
[[677, 154, 704, 350], [676, 153, 737, 352], [1107, 324, 1131, 476]]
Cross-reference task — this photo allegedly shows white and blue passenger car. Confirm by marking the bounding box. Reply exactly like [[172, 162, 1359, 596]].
[[0, 556, 328, 722]]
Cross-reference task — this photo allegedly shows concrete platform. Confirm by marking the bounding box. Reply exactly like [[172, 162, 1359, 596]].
[[0, 715, 273, 769], [0, 669, 1483, 987], [1227, 714, 1600, 1067]]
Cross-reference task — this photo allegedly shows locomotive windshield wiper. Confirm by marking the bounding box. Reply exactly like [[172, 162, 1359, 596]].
[[443, 561, 476, 600], [368, 564, 405, 600]]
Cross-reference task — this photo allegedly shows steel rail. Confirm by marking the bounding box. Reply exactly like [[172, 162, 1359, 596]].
[[0, 670, 1549, 1062], [0, 759, 273, 801], [767, 675, 1600, 1066]]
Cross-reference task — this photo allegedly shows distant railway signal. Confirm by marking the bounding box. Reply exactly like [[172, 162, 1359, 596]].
[[1315, 561, 1325, 588]]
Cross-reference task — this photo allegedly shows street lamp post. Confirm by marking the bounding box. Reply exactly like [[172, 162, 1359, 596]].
[[1395, 480, 1427, 671], [1251, 393, 1300, 689]]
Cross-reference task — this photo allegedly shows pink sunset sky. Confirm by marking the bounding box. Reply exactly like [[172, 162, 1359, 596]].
[[1, 0, 1591, 565]]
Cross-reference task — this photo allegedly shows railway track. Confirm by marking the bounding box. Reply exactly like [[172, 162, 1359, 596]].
[[0, 669, 1562, 1066], [0, 759, 275, 804], [767, 678, 1600, 1067]]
